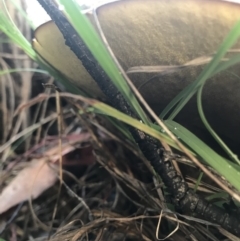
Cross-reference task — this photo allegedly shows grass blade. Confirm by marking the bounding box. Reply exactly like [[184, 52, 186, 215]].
[[161, 20, 240, 120], [197, 85, 240, 165], [165, 120, 240, 191], [57, 0, 150, 124]]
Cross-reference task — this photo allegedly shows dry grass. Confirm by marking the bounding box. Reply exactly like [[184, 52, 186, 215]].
[[0, 1, 239, 241], [1, 89, 235, 240]]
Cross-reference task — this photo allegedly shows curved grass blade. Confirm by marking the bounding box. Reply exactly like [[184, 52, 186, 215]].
[[197, 85, 240, 165], [165, 120, 240, 191]]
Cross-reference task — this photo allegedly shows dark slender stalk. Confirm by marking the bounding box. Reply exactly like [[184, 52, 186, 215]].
[[36, 0, 240, 235]]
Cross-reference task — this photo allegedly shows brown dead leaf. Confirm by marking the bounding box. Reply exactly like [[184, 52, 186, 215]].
[[0, 159, 58, 214], [0, 132, 92, 214]]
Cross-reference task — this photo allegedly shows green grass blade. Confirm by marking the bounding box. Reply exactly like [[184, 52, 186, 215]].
[[194, 172, 204, 193], [0, 0, 77, 93], [0, 68, 48, 76], [0, 9, 36, 61], [57, 0, 150, 125], [165, 120, 240, 191], [0, 8, 36, 60], [197, 85, 240, 165], [206, 192, 229, 202], [76, 99, 180, 150], [160, 54, 240, 119], [161, 20, 240, 120]]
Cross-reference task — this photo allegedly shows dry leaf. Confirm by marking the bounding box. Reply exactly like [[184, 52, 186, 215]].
[[0, 132, 92, 214], [0, 159, 58, 214]]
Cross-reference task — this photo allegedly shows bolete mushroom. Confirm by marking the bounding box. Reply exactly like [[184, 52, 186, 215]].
[[33, 0, 240, 156]]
